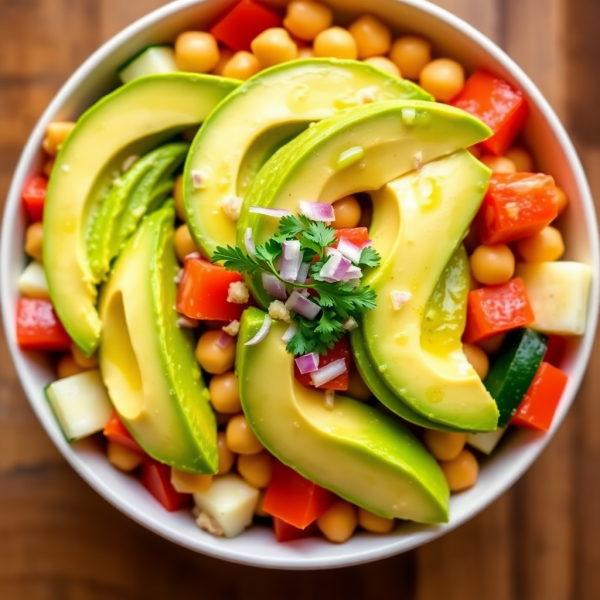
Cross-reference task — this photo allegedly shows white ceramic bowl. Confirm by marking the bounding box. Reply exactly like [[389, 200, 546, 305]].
[[1, 0, 599, 570]]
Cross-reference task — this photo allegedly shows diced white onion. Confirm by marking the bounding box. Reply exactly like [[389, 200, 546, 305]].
[[310, 359, 348, 387], [244, 315, 272, 346], [341, 265, 363, 281], [285, 291, 321, 321], [299, 201, 335, 222], [319, 253, 352, 283], [282, 321, 298, 343], [249, 206, 292, 218], [244, 227, 256, 256], [280, 240, 303, 282], [336, 237, 362, 264], [296, 261, 310, 284], [390, 290, 412, 310], [262, 272, 287, 300]]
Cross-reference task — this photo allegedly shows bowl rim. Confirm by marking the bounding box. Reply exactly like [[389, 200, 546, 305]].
[[2, 0, 599, 570]]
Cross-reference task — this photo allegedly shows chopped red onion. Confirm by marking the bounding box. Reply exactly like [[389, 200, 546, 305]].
[[216, 331, 233, 349], [280, 240, 303, 282], [337, 237, 362, 264], [360, 240, 373, 249], [299, 201, 335, 222], [285, 291, 321, 320], [390, 290, 412, 310], [319, 254, 352, 283], [244, 315, 272, 346], [310, 358, 348, 387], [244, 227, 256, 256], [325, 247, 342, 257], [295, 352, 320, 374], [262, 272, 287, 300], [191, 169, 208, 189], [296, 261, 310, 284], [341, 265, 363, 281], [282, 321, 298, 343], [249, 206, 292, 218]]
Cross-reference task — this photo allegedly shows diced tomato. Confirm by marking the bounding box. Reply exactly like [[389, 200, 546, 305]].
[[22, 175, 48, 222], [103, 411, 145, 456], [463, 278, 534, 344], [273, 518, 318, 543], [210, 0, 283, 52], [141, 458, 192, 512], [477, 173, 558, 245], [294, 337, 350, 391], [176, 256, 249, 322], [263, 461, 336, 529], [333, 227, 369, 248], [16, 298, 72, 351], [544, 335, 567, 368], [452, 69, 529, 155], [511, 362, 568, 431]]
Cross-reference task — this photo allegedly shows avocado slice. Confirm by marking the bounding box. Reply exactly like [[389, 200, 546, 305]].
[[99, 203, 217, 473], [238, 308, 449, 524], [44, 73, 239, 355], [363, 151, 499, 432], [183, 58, 432, 257]]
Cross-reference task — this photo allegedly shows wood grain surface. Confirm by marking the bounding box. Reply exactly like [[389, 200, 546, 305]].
[[1, 1, 599, 598]]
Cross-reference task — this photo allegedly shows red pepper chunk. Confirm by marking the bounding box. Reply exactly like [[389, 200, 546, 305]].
[[478, 173, 557, 245], [176, 256, 249, 322], [22, 175, 48, 222], [141, 458, 191, 512], [16, 298, 72, 351], [452, 69, 528, 155], [333, 227, 370, 247], [103, 411, 145, 456], [544, 335, 567, 368], [211, 0, 283, 52], [273, 518, 319, 543], [263, 461, 336, 529], [294, 337, 350, 391], [463, 278, 534, 344], [511, 362, 568, 431]]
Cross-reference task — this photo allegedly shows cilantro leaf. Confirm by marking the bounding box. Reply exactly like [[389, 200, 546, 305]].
[[212, 245, 263, 274], [358, 246, 381, 268], [277, 214, 307, 240]]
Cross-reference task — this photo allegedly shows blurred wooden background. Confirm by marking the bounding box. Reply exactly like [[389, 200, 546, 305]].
[[1, 0, 599, 598]]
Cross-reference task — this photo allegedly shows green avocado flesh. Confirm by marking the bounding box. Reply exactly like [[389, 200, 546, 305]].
[[99, 204, 217, 473], [238, 308, 449, 523], [44, 73, 240, 356], [184, 58, 432, 257]]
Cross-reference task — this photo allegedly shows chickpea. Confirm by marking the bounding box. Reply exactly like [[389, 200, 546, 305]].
[[24, 222, 44, 263], [555, 186, 569, 215], [347, 367, 372, 401], [348, 15, 392, 59], [504, 146, 534, 172], [222, 51, 261, 80], [419, 58, 465, 102], [251, 28, 298, 68], [317, 500, 358, 543], [226, 414, 264, 455], [237, 451, 273, 488], [480, 155, 517, 174], [175, 31, 220, 73], [297, 47, 315, 59], [57, 354, 85, 379], [470, 244, 515, 285], [195, 330, 236, 374], [364, 56, 400, 77], [463, 343, 490, 380], [217, 431, 235, 474], [42, 121, 76, 156], [283, 0, 333, 41], [423, 430, 467, 461], [517, 226, 565, 263], [71, 343, 98, 369], [174, 224, 198, 263], [209, 371, 241, 414], [478, 333, 506, 355], [107, 442, 143, 472], [211, 46, 234, 76], [173, 175, 185, 222], [440, 449, 479, 492], [332, 195, 362, 229], [389, 35, 432, 80], [314, 27, 358, 60], [171, 468, 212, 493], [358, 508, 395, 534]]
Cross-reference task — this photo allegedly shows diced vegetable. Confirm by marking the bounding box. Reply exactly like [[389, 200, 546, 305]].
[[466, 426, 508, 455], [103, 410, 145, 456], [193, 474, 259, 538], [45, 370, 113, 441], [18, 261, 49, 298], [118, 45, 178, 84], [333, 227, 369, 247], [263, 461, 336, 529], [452, 69, 528, 155], [176, 256, 249, 321], [484, 328, 548, 427], [171, 468, 213, 494], [294, 337, 351, 391], [544, 334, 567, 367], [16, 298, 72, 351], [107, 442, 144, 472], [516, 262, 592, 335], [477, 173, 557, 245], [273, 518, 319, 543], [210, 0, 283, 52], [21, 175, 47, 222], [463, 278, 534, 344], [142, 458, 192, 512]]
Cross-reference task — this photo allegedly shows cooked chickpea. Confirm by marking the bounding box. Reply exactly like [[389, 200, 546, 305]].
[[364, 56, 400, 77], [314, 27, 358, 60], [423, 430, 467, 461], [175, 31, 220, 73], [517, 226, 565, 263], [217, 431, 235, 474], [317, 500, 358, 543], [174, 224, 197, 263], [171, 468, 213, 493], [57, 354, 86, 379], [478, 333, 506, 355], [226, 414, 264, 455], [419, 58, 465, 102], [348, 15, 391, 59], [173, 175, 185, 222], [347, 367, 372, 401], [440, 449, 479, 492], [71, 343, 98, 369], [251, 28, 298, 68], [504, 146, 534, 172], [555, 186, 569, 215], [195, 330, 236, 374], [211, 47, 234, 76], [463, 343, 490, 380], [209, 371, 241, 414], [24, 222, 43, 263], [470, 244, 515, 285], [389, 35, 432, 80], [222, 51, 261, 80], [297, 47, 315, 59], [358, 508, 395, 534], [480, 155, 517, 174], [332, 195, 362, 229], [42, 121, 76, 156], [283, 0, 333, 41], [237, 451, 273, 488], [107, 442, 143, 472]]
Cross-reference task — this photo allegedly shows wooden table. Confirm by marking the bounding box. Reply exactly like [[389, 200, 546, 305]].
[[1, 0, 599, 598]]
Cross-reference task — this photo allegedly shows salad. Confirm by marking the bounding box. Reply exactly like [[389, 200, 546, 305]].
[[15, 0, 593, 544]]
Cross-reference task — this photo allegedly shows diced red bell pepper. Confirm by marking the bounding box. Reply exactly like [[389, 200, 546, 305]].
[[176, 256, 249, 322], [141, 458, 192, 512], [263, 461, 336, 529], [463, 278, 534, 344], [544, 335, 567, 368], [210, 0, 283, 52], [478, 173, 557, 245], [103, 411, 145, 456], [333, 227, 370, 248], [294, 336, 350, 391], [273, 518, 319, 543], [452, 69, 529, 155], [22, 175, 48, 222], [511, 362, 568, 431], [16, 298, 72, 351]]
